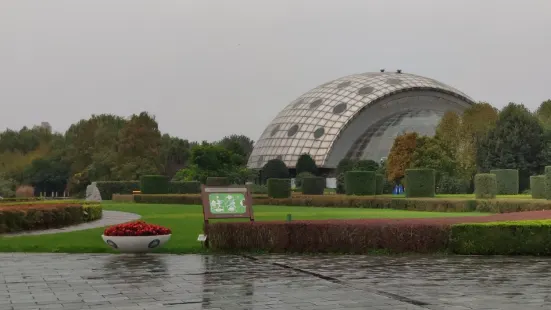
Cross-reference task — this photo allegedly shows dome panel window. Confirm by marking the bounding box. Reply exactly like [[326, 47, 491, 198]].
[[333, 103, 347, 114], [337, 81, 351, 89], [358, 86, 374, 95], [309, 99, 323, 109], [313, 127, 325, 139], [287, 125, 299, 137], [270, 125, 280, 137], [386, 78, 402, 86]]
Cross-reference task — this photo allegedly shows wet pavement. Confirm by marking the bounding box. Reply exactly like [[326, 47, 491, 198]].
[[0, 254, 550, 309]]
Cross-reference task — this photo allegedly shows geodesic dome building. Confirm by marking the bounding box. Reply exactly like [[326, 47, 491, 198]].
[[247, 71, 475, 172]]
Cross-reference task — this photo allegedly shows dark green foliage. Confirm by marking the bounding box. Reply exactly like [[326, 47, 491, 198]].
[[450, 222, 551, 255], [530, 175, 546, 199], [140, 175, 169, 194], [335, 158, 357, 194], [490, 169, 519, 195], [295, 154, 318, 175], [249, 184, 267, 194], [344, 171, 376, 195], [354, 159, 379, 171], [168, 181, 201, 194], [262, 159, 289, 183], [404, 169, 435, 198], [477, 103, 544, 192], [295, 172, 314, 188], [375, 174, 384, 195], [474, 173, 497, 199], [95, 181, 140, 200], [206, 177, 230, 186], [267, 178, 291, 198], [436, 174, 469, 194], [302, 177, 325, 195], [545, 166, 551, 200]]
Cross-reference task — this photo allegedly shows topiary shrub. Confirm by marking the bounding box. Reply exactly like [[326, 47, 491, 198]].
[[344, 171, 376, 195], [295, 171, 314, 188], [262, 159, 289, 183], [474, 173, 497, 199], [96, 181, 140, 200], [267, 178, 291, 198], [140, 175, 169, 194], [302, 177, 325, 195], [169, 181, 201, 194], [490, 169, 519, 195], [206, 177, 230, 186], [545, 166, 551, 200], [354, 159, 379, 171], [295, 154, 318, 175], [436, 174, 469, 194], [530, 175, 546, 199], [404, 169, 435, 198], [375, 174, 384, 195]]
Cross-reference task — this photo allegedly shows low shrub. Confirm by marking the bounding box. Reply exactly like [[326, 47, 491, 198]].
[[344, 171, 376, 195], [0, 202, 102, 233], [450, 220, 551, 255], [302, 177, 325, 195], [140, 175, 169, 194], [206, 177, 230, 186], [104, 220, 171, 236], [490, 169, 519, 195], [404, 169, 435, 198], [545, 166, 551, 200], [168, 181, 201, 194], [267, 179, 291, 198], [295, 172, 315, 188], [436, 174, 469, 194], [474, 173, 497, 199], [96, 181, 140, 200], [207, 221, 450, 253], [112, 194, 134, 202], [134, 194, 203, 204], [0, 197, 42, 204], [530, 176, 546, 199], [375, 174, 384, 195], [15, 185, 34, 198], [249, 184, 267, 194]]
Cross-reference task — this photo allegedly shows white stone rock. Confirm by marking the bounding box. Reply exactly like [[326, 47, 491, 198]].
[[85, 182, 102, 202]]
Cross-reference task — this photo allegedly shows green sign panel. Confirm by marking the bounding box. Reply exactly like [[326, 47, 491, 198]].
[[208, 193, 246, 214]]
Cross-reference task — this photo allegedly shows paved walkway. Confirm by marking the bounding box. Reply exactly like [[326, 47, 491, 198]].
[[1, 253, 551, 309], [2, 211, 141, 237]]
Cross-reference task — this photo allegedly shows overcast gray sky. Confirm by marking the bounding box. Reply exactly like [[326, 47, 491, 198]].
[[1, 0, 550, 142]]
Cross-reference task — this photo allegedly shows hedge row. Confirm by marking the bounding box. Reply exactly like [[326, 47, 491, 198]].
[[207, 219, 551, 255], [268, 179, 291, 198], [0, 197, 43, 204], [404, 169, 435, 198], [490, 169, 519, 195], [531, 176, 546, 199], [132, 194, 551, 213], [475, 174, 497, 199], [95, 180, 201, 199], [302, 177, 325, 195], [344, 171, 376, 195], [140, 175, 169, 194], [0, 203, 102, 233]]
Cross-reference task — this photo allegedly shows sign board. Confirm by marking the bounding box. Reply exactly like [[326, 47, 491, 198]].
[[200, 185, 254, 224]]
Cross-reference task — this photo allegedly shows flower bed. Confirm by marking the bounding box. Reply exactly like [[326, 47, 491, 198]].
[[0, 202, 102, 233], [102, 221, 172, 253], [103, 220, 171, 236]]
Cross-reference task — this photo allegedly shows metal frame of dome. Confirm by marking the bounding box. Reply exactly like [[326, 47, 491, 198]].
[[248, 71, 475, 169]]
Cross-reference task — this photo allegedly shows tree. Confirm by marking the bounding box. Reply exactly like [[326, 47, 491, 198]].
[[536, 99, 551, 127], [386, 132, 418, 182], [261, 159, 289, 183], [434, 111, 461, 157], [160, 134, 191, 178], [410, 136, 458, 179], [477, 103, 544, 191], [217, 135, 254, 163], [0, 173, 15, 197], [23, 154, 70, 195], [354, 159, 379, 171], [296, 154, 318, 175]]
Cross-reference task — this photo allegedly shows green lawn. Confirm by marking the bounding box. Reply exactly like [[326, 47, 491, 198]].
[[0, 203, 488, 254]]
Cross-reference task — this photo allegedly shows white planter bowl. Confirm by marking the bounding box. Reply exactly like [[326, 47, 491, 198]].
[[101, 234, 171, 253]]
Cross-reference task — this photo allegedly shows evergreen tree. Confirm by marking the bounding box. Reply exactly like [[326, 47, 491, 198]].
[[295, 153, 318, 175]]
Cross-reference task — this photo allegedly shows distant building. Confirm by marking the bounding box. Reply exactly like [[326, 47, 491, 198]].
[[247, 71, 474, 174]]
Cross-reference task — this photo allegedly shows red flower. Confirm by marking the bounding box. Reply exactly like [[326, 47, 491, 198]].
[[103, 220, 171, 236]]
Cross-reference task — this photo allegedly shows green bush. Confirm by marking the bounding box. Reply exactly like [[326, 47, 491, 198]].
[[474, 173, 497, 199], [404, 169, 435, 198], [450, 220, 551, 255], [140, 175, 169, 194], [545, 166, 551, 200], [295, 154, 318, 175], [344, 171, 376, 195], [375, 174, 384, 195], [95, 181, 140, 200], [206, 177, 230, 186], [249, 184, 267, 194], [168, 181, 201, 194], [267, 178, 291, 198], [302, 177, 325, 195], [262, 159, 289, 183], [436, 174, 469, 194], [490, 169, 519, 195], [530, 175, 546, 199], [295, 172, 314, 188]]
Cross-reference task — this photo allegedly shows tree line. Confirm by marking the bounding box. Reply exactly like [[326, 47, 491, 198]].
[[0, 112, 254, 197]]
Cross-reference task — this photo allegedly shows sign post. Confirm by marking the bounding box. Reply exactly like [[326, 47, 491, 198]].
[[200, 185, 254, 247]]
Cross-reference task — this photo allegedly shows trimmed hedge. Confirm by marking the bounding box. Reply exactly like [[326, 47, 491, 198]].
[[474, 173, 497, 199], [0, 197, 43, 204], [267, 179, 291, 198], [169, 181, 201, 194], [344, 171, 376, 195], [375, 174, 384, 195], [140, 175, 169, 194], [250, 184, 267, 194], [490, 169, 519, 195], [302, 177, 325, 195], [450, 220, 551, 255], [404, 169, 435, 198], [530, 176, 546, 199], [96, 181, 140, 200], [0, 203, 102, 233], [545, 166, 551, 200], [208, 221, 450, 253], [206, 177, 230, 186]]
